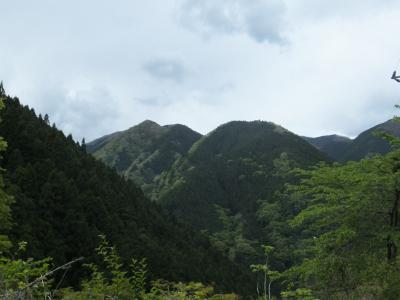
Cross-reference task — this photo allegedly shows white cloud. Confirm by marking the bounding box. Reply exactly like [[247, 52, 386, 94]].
[[1, 0, 400, 142], [51, 86, 120, 141], [178, 0, 287, 44], [143, 59, 186, 82]]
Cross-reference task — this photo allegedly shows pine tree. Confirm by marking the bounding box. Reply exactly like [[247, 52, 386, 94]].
[[0, 81, 5, 96], [44, 114, 50, 125], [81, 138, 86, 153]]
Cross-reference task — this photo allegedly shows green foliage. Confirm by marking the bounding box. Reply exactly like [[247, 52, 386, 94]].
[[281, 287, 318, 300], [147, 280, 220, 300], [62, 235, 147, 299], [62, 236, 238, 300], [0, 242, 52, 299], [250, 245, 281, 300], [286, 150, 400, 298], [210, 205, 258, 265]]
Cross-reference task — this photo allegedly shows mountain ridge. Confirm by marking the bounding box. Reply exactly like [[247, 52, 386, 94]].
[[88, 120, 202, 199], [155, 120, 330, 230], [303, 119, 400, 161]]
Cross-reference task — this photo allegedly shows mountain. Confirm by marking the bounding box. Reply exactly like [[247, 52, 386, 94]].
[[0, 96, 254, 294], [88, 120, 330, 272], [341, 119, 400, 161], [88, 120, 202, 199], [155, 121, 329, 232], [303, 135, 352, 161], [304, 119, 400, 162]]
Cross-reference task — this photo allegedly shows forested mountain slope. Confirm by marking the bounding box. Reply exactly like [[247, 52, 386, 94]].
[[88, 120, 202, 199], [304, 119, 400, 162], [303, 134, 352, 161], [88, 120, 330, 274], [156, 121, 329, 233], [0, 96, 254, 294], [341, 119, 400, 161]]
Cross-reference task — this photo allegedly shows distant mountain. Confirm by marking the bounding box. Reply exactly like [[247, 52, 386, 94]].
[[341, 119, 400, 161], [303, 135, 352, 161], [88, 119, 330, 274], [88, 120, 202, 199], [155, 121, 329, 232], [1, 97, 254, 294], [86, 130, 124, 153], [304, 120, 400, 162]]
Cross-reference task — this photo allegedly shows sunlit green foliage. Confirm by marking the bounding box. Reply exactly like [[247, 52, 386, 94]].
[[0, 242, 52, 299], [287, 149, 400, 298], [281, 287, 318, 300], [61, 236, 238, 300]]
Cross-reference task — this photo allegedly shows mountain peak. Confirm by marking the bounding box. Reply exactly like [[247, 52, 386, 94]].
[[135, 119, 160, 128], [186, 119, 326, 163], [88, 120, 202, 193], [212, 120, 289, 136]]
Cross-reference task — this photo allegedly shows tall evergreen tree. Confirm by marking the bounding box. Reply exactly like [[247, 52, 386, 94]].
[[0, 81, 5, 96], [0, 90, 14, 252]]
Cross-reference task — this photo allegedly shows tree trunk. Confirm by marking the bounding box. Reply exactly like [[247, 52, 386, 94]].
[[264, 259, 267, 300], [268, 280, 272, 300]]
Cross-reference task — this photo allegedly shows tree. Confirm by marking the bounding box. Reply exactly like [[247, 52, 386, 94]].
[[210, 205, 257, 265], [43, 113, 50, 125], [0, 81, 5, 96], [251, 245, 281, 300], [287, 150, 400, 298], [81, 138, 86, 153]]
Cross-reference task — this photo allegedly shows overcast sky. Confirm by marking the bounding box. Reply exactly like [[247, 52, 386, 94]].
[[2, 0, 400, 141]]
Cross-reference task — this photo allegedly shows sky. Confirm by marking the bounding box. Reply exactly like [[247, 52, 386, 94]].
[[2, 0, 400, 141]]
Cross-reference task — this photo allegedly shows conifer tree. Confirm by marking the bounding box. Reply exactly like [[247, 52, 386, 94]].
[[81, 138, 86, 152], [0, 87, 13, 252], [0, 81, 5, 96]]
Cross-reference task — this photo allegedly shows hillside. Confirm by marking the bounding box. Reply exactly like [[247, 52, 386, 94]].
[[88, 120, 330, 273], [156, 121, 329, 232], [304, 119, 400, 162], [303, 134, 352, 161], [0, 96, 254, 294], [88, 120, 202, 199], [341, 119, 400, 161]]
